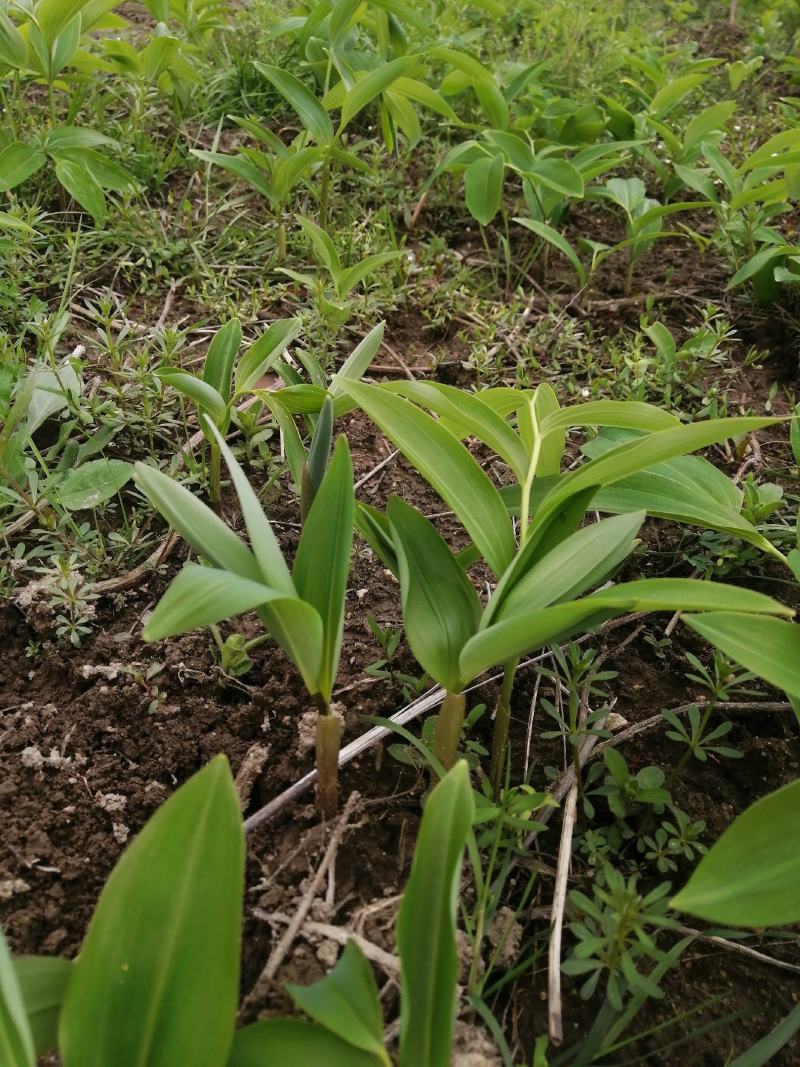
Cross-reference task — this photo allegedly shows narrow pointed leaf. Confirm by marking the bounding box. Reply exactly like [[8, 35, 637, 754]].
[[329, 322, 385, 397], [464, 153, 504, 225], [397, 762, 474, 1067], [0, 927, 35, 1067], [14, 958, 71, 1057], [340, 381, 515, 576], [156, 371, 227, 426], [585, 578, 791, 616], [254, 63, 334, 144], [683, 613, 800, 698], [60, 757, 244, 1067], [203, 320, 241, 402], [228, 1020, 384, 1066], [338, 57, 415, 132], [236, 318, 302, 393], [514, 217, 586, 284]]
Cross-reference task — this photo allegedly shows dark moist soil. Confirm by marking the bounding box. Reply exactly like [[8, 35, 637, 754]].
[[4, 256, 800, 1064]]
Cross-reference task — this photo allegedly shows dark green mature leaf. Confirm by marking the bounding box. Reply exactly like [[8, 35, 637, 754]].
[[254, 63, 334, 144], [729, 1002, 800, 1067], [191, 149, 276, 203], [464, 153, 504, 225], [236, 318, 302, 393], [228, 1020, 384, 1066], [0, 13, 28, 69], [671, 778, 800, 926], [287, 942, 386, 1059], [329, 322, 385, 398], [156, 370, 227, 426], [203, 319, 242, 403], [0, 143, 46, 192], [684, 613, 800, 699], [14, 957, 72, 1056], [36, 0, 93, 44], [341, 381, 515, 576], [338, 57, 415, 131], [0, 927, 34, 1067], [55, 458, 132, 511], [54, 159, 106, 222], [397, 761, 474, 1067], [293, 436, 354, 701], [133, 464, 262, 582], [389, 498, 481, 692], [60, 757, 244, 1067], [585, 578, 791, 616]]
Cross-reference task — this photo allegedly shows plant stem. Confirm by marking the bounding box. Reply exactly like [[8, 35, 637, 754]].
[[277, 219, 286, 261], [210, 441, 221, 513], [315, 703, 342, 819], [319, 157, 331, 232], [489, 658, 519, 796], [667, 698, 717, 785], [431, 690, 466, 771]]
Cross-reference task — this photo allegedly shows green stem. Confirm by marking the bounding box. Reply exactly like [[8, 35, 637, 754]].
[[315, 702, 342, 819], [489, 658, 518, 796], [319, 157, 331, 232], [432, 690, 466, 772], [210, 441, 221, 513]]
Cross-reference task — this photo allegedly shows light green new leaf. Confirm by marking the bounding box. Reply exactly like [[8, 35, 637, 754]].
[[337, 251, 404, 297], [728, 244, 794, 289], [190, 150, 276, 203], [0, 13, 28, 69], [0, 927, 35, 1067], [206, 421, 295, 595], [228, 1020, 384, 1066], [341, 381, 515, 576], [60, 757, 244, 1067], [254, 63, 334, 144], [35, 0, 93, 44], [287, 942, 385, 1059], [514, 217, 586, 284], [256, 393, 306, 492], [203, 319, 242, 402], [397, 761, 474, 1067], [534, 416, 781, 528], [0, 143, 46, 192], [389, 498, 481, 693], [236, 318, 302, 393], [298, 215, 341, 274], [671, 778, 800, 926], [540, 400, 679, 437], [585, 578, 791, 616], [683, 613, 800, 699], [155, 370, 227, 426], [55, 458, 132, 511], [464, 153, 504, 225], [494, 512, 645, 622], [292, 436, 354, 700], [142, 564, 290, 640], [14, 957, 71, 1057], [329, 322, 385, 397], [527, 158, 583, 198], [133, 463, 262, 582], [338, 56, 415, 132]]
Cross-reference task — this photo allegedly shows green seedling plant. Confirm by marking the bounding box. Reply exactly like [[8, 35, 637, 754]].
[[155, 316, 301, 509], [0, 1, 139, 223], [0, 756, 475, 1067], [134, 416, 353, 817], [279, 216, 405, 326], [341, 378, 793, 794]]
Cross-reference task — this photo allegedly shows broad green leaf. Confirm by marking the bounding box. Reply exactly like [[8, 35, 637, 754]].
[[54, 159, 106, 223], [133, 463, 263, 582], [684, 613, 800, 699], [337, 251, 404, 297], [140, 34, 179, 81], [191, 150, 276, 203], [60, 757, 244, 1067], [460, 598, 623, 680], [649, 73, 707, 118], [397, 761, 474, 1067], [603, 176, 645, 215], [55, 458, 132, 510], [228, 1020, 384, 1066], [385, 381, 529, 480], [527, 158, 584, 198], [392, 77, 459, 121], [14, 957, 71, 1057], [0, 927, 35, 1067], [25, 359, 81, 435], [287, 942, 386, 1059], [0, 13, 28, 69], [514, 217, 586, 284], [494, 512, 645, 622], [532, 382, 563, 477], [206, 421, 295, 595], [329, 322, 385, 397], [389, 498, 481, 693], [203, 319, 241, 403], [534, 416, 781, 529], [156, 370, 227, 426], [539, 400, 679, 437], [35, 0, 93, 45], [671, 778, 800, 926], [292, 436, 354, 700], [254, 63, 334, 144], [297, 215, 341, 275], [728, 244, 794, 289], [683, 101, 736, 151], [236, 318, 302, 393], [464, 153, 504, 225], [143, 564, 292, 640], [740, 128, 800, 172], [0, 143, 46, 192], [585, 577, 791, 616], [341, 381, 515, 576], [256, 393, 306, 492], [338, 56, 415, 132], [50, 147, 134, 192]]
